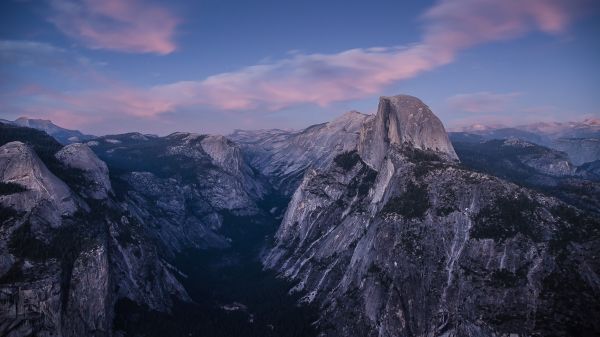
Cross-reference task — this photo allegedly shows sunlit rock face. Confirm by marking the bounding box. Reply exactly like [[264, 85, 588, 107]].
[[264, 95, 600, 337], [358, 95, 458, 170]]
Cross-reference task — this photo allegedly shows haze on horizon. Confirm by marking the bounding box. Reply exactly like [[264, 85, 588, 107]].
[[1, 0, 599, 136]]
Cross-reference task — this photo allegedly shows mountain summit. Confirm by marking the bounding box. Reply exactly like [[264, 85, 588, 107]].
[[3, 117, 95, 144], [359, 95, 458, 169]]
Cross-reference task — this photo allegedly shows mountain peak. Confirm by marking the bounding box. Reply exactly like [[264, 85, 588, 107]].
[[8, 117, 95, 144], [358, 94, 458, 169]]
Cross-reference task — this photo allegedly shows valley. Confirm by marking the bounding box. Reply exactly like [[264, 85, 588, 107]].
[[1, 95, 599, 337]]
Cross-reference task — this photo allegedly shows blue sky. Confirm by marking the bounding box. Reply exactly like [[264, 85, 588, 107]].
[[1, 0, 599, 135]]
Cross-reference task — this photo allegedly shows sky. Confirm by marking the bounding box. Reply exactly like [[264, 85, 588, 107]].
[[1, 0, 599, 136]]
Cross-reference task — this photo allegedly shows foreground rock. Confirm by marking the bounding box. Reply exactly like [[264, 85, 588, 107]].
[[264, 95, 600, 337], [0, 126, 189, 337]]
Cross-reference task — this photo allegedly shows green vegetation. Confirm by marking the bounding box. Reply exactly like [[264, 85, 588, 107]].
[[454, 138, 600, 214], [0, 123, 63, 164], [435, 189, 457, 217], [114, 196, 319, 337], [488, 269, 522, 288], [381, 181, 430, 219], [7, 222, 52, 261], [0, 123, 87, 189], [94, 136, 218, 184], [367, 262, 382, 274], [0, 182, 27, 195], [399, 226, 424, 259], [472, 193, 542, 242], [536, 264, 599, 335], [334, 151, 361, 171], [0, 260, 24, 284], [549, 205, 600, 254], [401, 146, 442, 162], [0, 205, 20, 224], [347, 166, 377, 199], [453, 139, 543, 182], [401, 147, 448, 178]]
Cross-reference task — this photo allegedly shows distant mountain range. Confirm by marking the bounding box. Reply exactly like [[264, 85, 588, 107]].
[[0, 117, 96, 145], [450, 118, 600, 165], [4, 115, 599, 165], [451, 118, 600, 138]]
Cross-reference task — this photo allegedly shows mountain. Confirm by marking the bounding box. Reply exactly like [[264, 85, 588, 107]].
[[450, 118, 600, 165], [1, 96, 599, 337], [552, 137, 600, 166], [264, 95, 600, 336], [0, 123, 318, 337], [2, 117, 96, 144], [451, 137, 600, 213], [454, 118, 600, 139], [358, 95, 458, 169], [86, 131, 269, 252], [0, 124, 191, 336], [229, 110, 370, 196], [518, 118, 600, 139]]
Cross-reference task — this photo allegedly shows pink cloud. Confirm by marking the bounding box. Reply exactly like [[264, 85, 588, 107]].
[[144, 0, 585, 112], [8, 0, 589, 124], [47, 0, 179, 54], [153, 45, 452, 111], [421, 0, 582, 49], [447, 92, 522, 113]]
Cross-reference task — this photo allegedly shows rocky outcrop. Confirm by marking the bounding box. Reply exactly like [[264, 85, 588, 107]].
[[0, 129, 192, 337], [0, 141, 110, 337], [56, 143, 112, 199], [264, 96, 600, 336], [501, 138, 576, 176], [0, 141, 77, 226], [358, 95, 458, 169]]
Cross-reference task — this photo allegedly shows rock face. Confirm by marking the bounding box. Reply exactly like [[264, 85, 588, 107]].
[[0, 127, 190, 337], [0, 141, 77, 225], [89, 131, 267, 255], [2, 97, 599, 337], [230, 111, 370, 195], [358, 95, 458, 169], [0, 140, 109, 337], [264, 96, 600, 336], [552, 138, 600, 165], [56, 143, 112, 199]]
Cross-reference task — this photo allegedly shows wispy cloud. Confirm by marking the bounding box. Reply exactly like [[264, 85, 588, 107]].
[[0, 40, 90, 67], [447, 92, 522, 113], [47, 0, 179, 54], [5, 0, 590, 128], [142, 0, 585, 112]]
